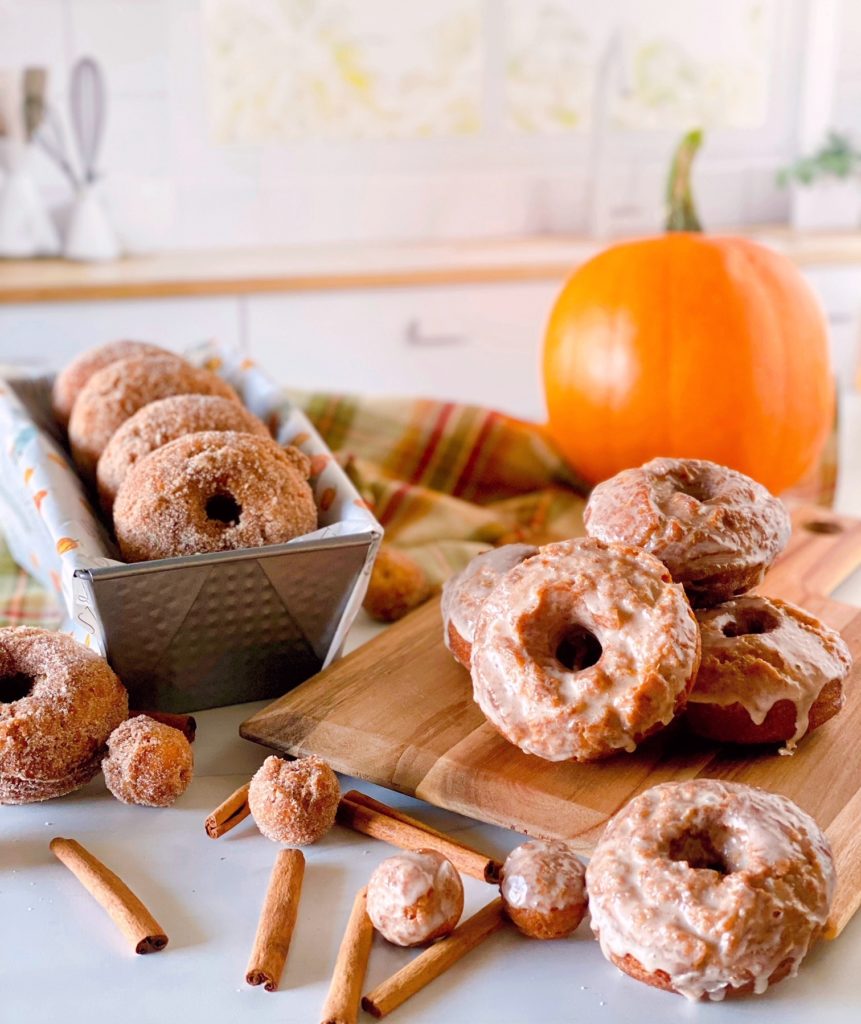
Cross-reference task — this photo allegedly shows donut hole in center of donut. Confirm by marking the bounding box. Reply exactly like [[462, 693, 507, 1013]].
[[555, 625, 603, 673], [675, 478, 714, 503], [0, 672, 35, 704], [668, 830, 731, 875], [722, 607, 780, 639], [205, 491, 243, 527]]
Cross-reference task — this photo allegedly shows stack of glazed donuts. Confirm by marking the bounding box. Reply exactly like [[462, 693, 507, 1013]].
[[52, 340, 317, 563], [442, 456, 852, 761]]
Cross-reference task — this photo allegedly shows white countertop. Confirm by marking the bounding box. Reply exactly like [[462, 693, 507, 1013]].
[[6, 396, 861, 1024], [3, 607, 861, 1024]]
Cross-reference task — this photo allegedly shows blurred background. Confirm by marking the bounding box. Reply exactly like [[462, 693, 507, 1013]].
[[1, 0, 860, 502]]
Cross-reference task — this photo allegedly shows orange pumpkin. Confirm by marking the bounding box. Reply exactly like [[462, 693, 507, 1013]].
[[543, 133, 834, 494]]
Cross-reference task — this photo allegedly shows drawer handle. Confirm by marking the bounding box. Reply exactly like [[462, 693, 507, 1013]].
[[404, 318, 467, 347]]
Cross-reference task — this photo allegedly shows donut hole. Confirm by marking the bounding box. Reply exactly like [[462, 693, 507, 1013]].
[[0, 672, 35, 704], [205, 491, 242, 527], [556, 625, 603, 672], [675, 478, 715, 503], [722, 607, 780, 638], [668, 830, 731, 875]]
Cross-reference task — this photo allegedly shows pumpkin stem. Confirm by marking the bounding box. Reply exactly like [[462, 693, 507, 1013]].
[[665, 128, 704, 232]]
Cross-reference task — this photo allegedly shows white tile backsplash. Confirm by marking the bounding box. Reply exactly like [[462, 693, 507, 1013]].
[[0, 0, 856, 248]]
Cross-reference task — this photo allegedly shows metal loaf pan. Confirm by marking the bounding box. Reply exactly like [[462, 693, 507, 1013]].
[[0, 346, 383, 712]]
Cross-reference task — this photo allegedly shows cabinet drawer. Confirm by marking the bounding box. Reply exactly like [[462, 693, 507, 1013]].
[[245, 281, 562, 420], [0, 297, 242, 371]]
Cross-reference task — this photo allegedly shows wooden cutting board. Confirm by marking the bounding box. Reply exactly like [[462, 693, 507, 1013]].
[[241, 506, 861, 934]]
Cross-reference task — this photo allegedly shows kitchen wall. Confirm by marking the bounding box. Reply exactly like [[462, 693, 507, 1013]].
[[1, 0, 859, 250]]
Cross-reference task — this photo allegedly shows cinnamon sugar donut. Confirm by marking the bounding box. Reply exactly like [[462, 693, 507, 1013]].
[[113, 431, 317, 563], [363, 545, 433, 623], [68, 355, 241, 479], [366, 849, 464, 946], [584, 458, 791, 607], [441, 543, 539, 668], [499, 840, 587, 939], [0, 627, 128, 804], [102, 716, 193, 807], [96, 394, 270, 513], [586, 779, 834, 1001], [686, 595, 852, 753], [52, 340, 177, 429], [248, 755, 341, 845], [470, 538, 700, 762]]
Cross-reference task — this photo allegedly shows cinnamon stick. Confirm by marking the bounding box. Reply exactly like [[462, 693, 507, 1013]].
[[130, 709, 196, 743], [337, 793, 502, 884], [361, 897, 506, 1018], [205, 782, 251, 839], [246, 847, 305, 991], [50, 837, 168, 954], [320, 887, 374, 1024]]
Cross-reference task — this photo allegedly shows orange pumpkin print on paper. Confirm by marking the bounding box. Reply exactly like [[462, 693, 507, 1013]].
[[309, 454, 330, 478], [319, 487, 336, 512], [33, 490, 48, 512], [23, 467, 34, 485], [56, 537, 79, 555]]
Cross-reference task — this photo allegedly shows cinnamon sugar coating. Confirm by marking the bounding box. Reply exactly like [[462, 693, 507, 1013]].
[[366, 849, 464, 946], [52, 340, 176, 429], [102, 716, 193, 807], [584, 458, 791, 607], [68, 355, 241, 479], [96, 394, 270, 513], [687, 595, 852, 752], [0, 627, 128, 804], [587, 779, 834, 1001], [248, 754, 340, 845], [441, 543, 539, 668], [470, 537, 700, 762], [500, 840, 587, 939], [113, 431, 317, 562]]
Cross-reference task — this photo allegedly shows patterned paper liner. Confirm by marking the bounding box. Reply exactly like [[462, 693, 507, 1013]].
[[0, 342, 382, 660]]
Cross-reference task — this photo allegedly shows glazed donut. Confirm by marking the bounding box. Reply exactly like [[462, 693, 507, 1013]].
[[499, 840, 587, 939], [584, 458, 791, 607], [441, 543, 538, 668], [686, 595, 852, 752], [366, 849, 464, 947], [102, 716, 194, 808], [0, 627, 128, 804], [586, 779, 834, 1001], [96, 394, 270, 513], [52, 340, 177, 429], [113, 431, 317, 562], [470, 537, 700, 762], [68, 355, 241, 479], [248, 754, 341, 845]]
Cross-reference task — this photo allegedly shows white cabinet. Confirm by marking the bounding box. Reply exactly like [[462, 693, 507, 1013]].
[[802, 266, 861, 386], [0, 296, 243, 371], [244, 281, 561, 420]]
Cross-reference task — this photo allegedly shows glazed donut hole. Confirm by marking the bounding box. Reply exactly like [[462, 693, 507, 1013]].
[[204, 489, 243, 527], [720, 605, 781, 639], [666, 828, 734, 876]]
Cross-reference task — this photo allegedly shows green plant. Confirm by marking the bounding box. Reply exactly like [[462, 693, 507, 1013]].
[[778, 131, 861, 187]]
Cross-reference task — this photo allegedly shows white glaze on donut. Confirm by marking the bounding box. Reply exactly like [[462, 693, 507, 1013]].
[[470, 538, 700, 761], [500, 840, 586, 914], [692, 596, 852, 753], [586, 779, 834, 1001], [583, 458, 791, 602], [441, 543, 539, 650], [366, 850, 463, 947]]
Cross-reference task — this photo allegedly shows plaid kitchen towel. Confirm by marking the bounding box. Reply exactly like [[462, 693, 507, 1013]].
[[0, 388, 837, 626]]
